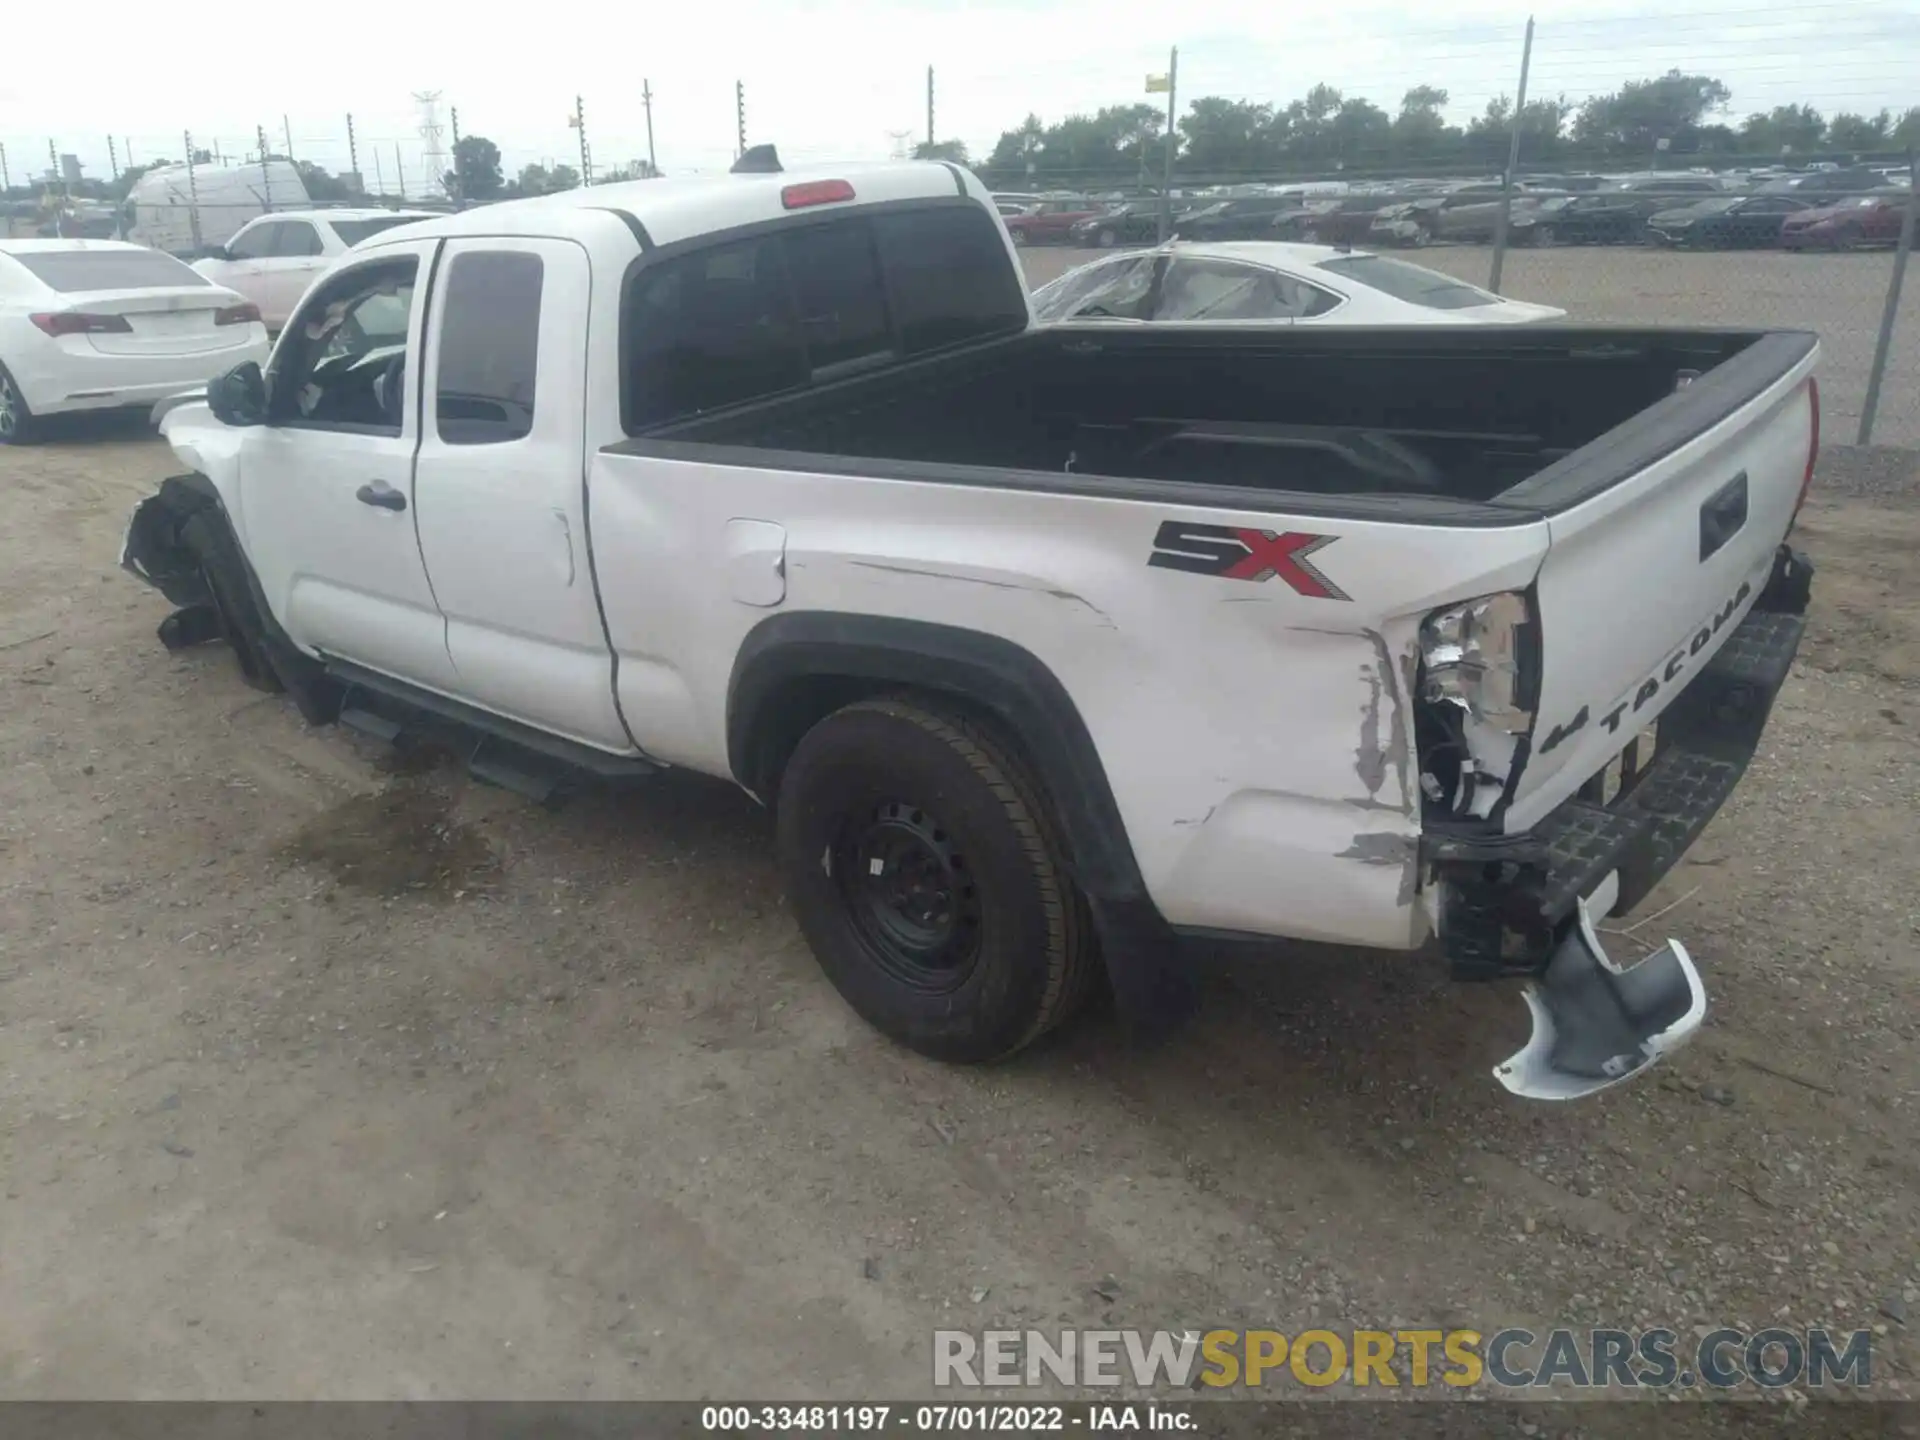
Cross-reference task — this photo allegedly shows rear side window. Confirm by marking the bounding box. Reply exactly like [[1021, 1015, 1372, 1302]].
[[1316, 255, 1497, 310], [622, 202, 1026, 431], [436, 251, 543, 444], [8, 248, 209, 291], [872, 207, 1028, 353]]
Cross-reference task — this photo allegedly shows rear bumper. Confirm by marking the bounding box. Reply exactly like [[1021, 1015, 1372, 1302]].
[[1431, 542, 1813, 981], [13, 334, 270, 416]]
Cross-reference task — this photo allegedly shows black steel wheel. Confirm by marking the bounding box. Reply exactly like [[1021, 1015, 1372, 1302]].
[[776, 696, 1099, 1062], [835, 798, 983, 993]]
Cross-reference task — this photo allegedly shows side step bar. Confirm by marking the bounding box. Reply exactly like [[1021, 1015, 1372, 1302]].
[[327, 659, 658, 805]]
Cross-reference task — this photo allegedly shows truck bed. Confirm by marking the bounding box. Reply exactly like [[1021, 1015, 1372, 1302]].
[[623, 324, 1814, 513]]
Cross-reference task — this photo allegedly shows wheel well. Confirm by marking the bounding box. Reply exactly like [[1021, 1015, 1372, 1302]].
[[726, 614, 1149, 904]]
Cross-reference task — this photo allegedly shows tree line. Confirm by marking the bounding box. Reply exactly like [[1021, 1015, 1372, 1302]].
[[944, 71, 1920, 187]]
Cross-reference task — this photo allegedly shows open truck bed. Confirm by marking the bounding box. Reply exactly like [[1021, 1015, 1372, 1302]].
[[618, 323, 1816, 520]]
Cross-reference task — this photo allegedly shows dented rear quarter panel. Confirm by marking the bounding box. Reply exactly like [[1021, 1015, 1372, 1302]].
[[588, 450, 1552, 948]]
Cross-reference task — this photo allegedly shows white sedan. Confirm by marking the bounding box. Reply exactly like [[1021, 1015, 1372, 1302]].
[[0, 240, 270, 445], [1031, 241, 1566, 326], [192, 208, 438, 329]]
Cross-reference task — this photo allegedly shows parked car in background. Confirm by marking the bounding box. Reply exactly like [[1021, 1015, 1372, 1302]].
[[0, 239, 268, 444], [1030, 242, 1565, 326], [191, 209, 438, 330], [1067, 200, 1192, 248], [1002, 199, 1106, 246], [1779, 193, 1912, 250], [1370, 184, 1544, 246], [125, 161, 312, 257], [1509, 184, 1718, 245], [1174, 194, 1305, 241], [1760, 167, 1894, 201], [1271, 193, 1402, 245], [1646, 194, 1812, 248]]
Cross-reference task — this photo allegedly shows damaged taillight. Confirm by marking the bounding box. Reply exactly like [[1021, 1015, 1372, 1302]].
[[1416, 590, 1539, 819]]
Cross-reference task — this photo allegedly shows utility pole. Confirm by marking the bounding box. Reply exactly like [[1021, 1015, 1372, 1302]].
[[346, 113, 360, 186], [125, 137, 134, 167], [571, 94, 593, 186], [257, 125, 274, 211], [374, 148, 386, 196], [183, 130, 203, 252], [1488, 15, 1536, 293], [643, 80, 656, 174], [450, 106, 461, 149], [1155, 48, 1179, 244], [1, 142, 11, 194], [926, 65, 935, 151], [283, 114, 295, 163], [736, 81, 747, 160], [108, 135, 120, 183], [394, 144, 406, 199]]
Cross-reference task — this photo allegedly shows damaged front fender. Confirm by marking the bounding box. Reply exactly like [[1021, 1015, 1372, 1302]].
[[120, 474, 224, 612]]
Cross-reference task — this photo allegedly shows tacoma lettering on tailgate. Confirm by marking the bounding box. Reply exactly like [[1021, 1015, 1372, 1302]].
[[1537, 578, 1753, 755]]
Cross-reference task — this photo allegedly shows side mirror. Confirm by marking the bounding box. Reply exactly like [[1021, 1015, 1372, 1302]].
[[206, 361, 267, 428]]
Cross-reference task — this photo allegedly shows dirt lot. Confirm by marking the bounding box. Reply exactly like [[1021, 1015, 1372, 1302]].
[[2, 423, 1918, 1403], [1022, 243, 1920, 448]]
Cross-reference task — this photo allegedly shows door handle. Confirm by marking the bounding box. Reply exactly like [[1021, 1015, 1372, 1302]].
[[356, 481, 407, 512]]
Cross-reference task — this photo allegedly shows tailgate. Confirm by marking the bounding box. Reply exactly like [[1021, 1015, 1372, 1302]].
[[1503, 342, 1819, 828]]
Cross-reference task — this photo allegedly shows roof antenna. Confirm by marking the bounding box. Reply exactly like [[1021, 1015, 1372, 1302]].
[[731, 144, 782, 175]]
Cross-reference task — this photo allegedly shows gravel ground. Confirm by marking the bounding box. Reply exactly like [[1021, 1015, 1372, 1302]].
[[1020, 242, 1920, 447], [0, 414, 1916, 1410]]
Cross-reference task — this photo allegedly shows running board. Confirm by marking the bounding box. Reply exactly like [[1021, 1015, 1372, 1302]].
[[326, 660, 658, 805], [1494, 897, 1707, 1101]]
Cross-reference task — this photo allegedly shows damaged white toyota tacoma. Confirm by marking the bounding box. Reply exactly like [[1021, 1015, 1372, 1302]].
[[121, 150, 1821, 1099]]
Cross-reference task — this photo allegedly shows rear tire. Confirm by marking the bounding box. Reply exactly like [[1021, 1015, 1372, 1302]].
[[1096, 228, 1117, 248], [1533, 224, 1558, 247], [775, 696, 1098, 1064], [1010, 229, 1029, 248], [1834, 223, 1861, 252], [0, 364, 39, 446]]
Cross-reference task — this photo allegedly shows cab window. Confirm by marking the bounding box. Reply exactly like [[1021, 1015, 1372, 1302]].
[[269, 257, 419, 435]]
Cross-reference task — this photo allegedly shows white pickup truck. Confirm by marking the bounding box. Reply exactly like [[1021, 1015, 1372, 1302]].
[[122, 152, 1821, 1100]]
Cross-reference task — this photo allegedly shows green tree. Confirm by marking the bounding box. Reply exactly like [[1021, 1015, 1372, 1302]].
[[1896, 107, 1920, 149], [1739, 104, 1826, 156], [1328, 97, 1393, 167], [1178, 98, 1276, 177], [913, 140, 971, 164], [1468, 94, 1571, 164], [1392, 86, 1459, 160], [1825, 110, 1891, 153], [447, 135, 504, 202], [547, 164, 581, 191], [1572, 70, 1732, 154]]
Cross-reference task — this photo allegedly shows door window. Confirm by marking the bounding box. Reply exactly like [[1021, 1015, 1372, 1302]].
[[271, 221, 324, 257], [226, 221, 277, 260], [1156, 258, 1293, 321], [270, 256, 419, 435], [436, 251, 543, 444]]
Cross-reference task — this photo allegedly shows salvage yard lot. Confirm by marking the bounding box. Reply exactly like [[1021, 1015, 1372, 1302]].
[[2, 306, 1919, 1405]]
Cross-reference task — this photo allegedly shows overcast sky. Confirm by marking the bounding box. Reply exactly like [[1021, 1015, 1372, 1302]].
[[4, 0, 1914, 193]]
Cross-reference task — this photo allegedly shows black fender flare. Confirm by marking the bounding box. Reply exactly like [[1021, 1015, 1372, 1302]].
[[725, 612, 1196, 1037]]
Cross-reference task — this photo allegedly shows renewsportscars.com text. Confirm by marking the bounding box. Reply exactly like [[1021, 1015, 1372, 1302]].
[[933, 1327, 1875, 1391]]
